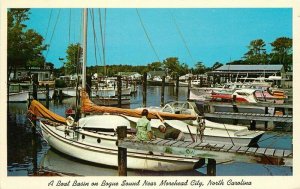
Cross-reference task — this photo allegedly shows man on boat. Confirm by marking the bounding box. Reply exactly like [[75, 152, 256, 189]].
[[136, 109, 153, 140]]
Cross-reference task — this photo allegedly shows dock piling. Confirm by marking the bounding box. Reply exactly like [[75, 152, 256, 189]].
[[161, 76, 165, 107], [117, 76, 122, 108], [46, 84, 49, 109], [187, 77, 191, 100], [117, 126, 127, 176], [176, 75, 179, 101], [207, 158, 216, 176], [142, 73, 147, 107], [58, 89, 63, 104]]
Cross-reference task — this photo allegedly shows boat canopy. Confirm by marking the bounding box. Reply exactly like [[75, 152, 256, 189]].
[[81, 90, 197, 120], [28, 100, 67, 124]]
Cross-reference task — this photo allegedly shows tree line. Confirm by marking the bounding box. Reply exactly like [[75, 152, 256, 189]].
[[7, 8, 293, 81]]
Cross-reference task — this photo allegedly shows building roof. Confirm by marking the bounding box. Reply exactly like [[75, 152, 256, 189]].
[[216, 64, 283, 71], [148, 71, 166, 77]]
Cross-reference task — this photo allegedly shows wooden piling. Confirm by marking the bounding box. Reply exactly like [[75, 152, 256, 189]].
[[264, 107, 268, 129], [117, 126, 127, 176], [187, 77, 191, 100], [176, 75, 179, 101], [207, 158, 216, 176], [45, 84, 49, 108], [117, 76, 122, 108], [161, 76, 165, 107], [232, 95, 238, 125], [142, 73, 147, 107], [200, 77, 203, 87], [32, 74, 38, 100], [59, 89, 63, 103]]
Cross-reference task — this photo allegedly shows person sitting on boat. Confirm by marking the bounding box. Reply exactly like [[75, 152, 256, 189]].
[[136, 109, 153, 141], [157, 125, 185, 141]]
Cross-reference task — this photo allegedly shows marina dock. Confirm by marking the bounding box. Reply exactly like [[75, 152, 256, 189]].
[[116, 126, 292, 176]]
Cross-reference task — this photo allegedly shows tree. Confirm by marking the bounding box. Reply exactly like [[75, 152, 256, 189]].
[[146, 61, 163, 72], [162, 57, 188, 77], [211, 62, 223, 70], [270, 37, 292, 71], [194, 61, 206, 74], [7, 9, 47, 79], [243, 39, 268, 64], [65, 43, 82, 75]]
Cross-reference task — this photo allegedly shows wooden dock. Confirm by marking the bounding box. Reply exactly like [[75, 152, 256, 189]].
[[116, 126, 292, 176], [205, 112, 293, 122]]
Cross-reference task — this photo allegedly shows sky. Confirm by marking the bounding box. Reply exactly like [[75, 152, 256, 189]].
[[25, 8, 292, 68]]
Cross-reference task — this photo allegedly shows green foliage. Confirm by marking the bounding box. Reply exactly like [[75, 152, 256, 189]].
[[65, 43, 82, 75], [243, 39, 268, 64], [194, 61, 206, 74], [55, 79, 67, 88], [270, 37, 292, 71], [7, 9, 47, 78]]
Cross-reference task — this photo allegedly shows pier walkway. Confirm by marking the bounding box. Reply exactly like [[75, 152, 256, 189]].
[[116, 126, 292, 175]]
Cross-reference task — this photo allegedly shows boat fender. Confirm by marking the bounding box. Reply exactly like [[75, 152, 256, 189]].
[[66, 116, 74, 126]]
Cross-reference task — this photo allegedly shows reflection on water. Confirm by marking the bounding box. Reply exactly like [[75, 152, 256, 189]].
[[7, 86, 292, 176]]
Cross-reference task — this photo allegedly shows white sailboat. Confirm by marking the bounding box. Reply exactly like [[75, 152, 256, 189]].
[[29, 9, 200, 171]]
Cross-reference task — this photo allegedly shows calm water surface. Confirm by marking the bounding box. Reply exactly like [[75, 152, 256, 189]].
[[7, 86, 292, 176]]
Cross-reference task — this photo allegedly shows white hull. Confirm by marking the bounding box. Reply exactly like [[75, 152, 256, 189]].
[[8, 91, 29, 102], [62, 88, 78, 97], [125, 116, 263, 147], [37, 89, 54, 100], [40, 117, 198, 171]]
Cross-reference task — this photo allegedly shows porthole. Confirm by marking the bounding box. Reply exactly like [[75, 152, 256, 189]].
[[97, 138, 101, 143], [82, 134, 85, 139]]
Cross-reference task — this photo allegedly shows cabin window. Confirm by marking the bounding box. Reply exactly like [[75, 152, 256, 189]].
[[82, 134, 85, 139], [97, 138, 101, 143]]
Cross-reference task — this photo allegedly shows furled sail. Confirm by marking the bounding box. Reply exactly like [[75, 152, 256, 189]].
[[81, 90, 197, 120], [28, 100, 67, 124]]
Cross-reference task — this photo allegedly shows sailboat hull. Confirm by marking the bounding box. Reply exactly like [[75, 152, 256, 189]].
[[40, 121, 198, 171]]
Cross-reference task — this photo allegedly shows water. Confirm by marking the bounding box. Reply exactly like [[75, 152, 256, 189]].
[[7, 86, 292, 176]]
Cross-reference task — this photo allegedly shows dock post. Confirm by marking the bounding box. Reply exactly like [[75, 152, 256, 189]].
[[32, 74, 38, 100], [142, 73, 147, 107], [32, 73, 38, 133], [187, 77, 191, 100], [117, 76, 122, 108], [207, 158, 216, 176], [117, 126, 127, 176], [200, 76, 203, 87], [176, 75, 179, 101], [46, 84, 49, 109], [161, 76, 165, 107], [264, 107, 268, 129], [232, 95, 238, 125], [59, 89, 63, 104]]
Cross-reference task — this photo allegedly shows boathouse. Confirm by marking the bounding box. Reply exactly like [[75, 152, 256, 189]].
[[207, 64, 285, 84]]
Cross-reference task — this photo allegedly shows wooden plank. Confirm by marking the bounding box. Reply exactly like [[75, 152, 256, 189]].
[[228, 146, 241, 153], [186, 141, 202, 148], [246, 147, 258, 154], [163, 140, 179, 146], [237, 146, 249, 153], [214, 144, 225, 151], [156, 139, 171, 145], [170, 141, 186, 147], [149, 138, 164, 144], [219, 145, 233, 152], [179, 141, 195, 147], [265, 149, 275, 157], [255, 148, 267, 155], [283, 150, 292, 157], [204, 101, 293, 108], [274, 149, 284, 157]]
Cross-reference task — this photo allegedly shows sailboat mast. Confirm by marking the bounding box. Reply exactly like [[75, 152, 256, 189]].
[[82, 8, 88, 89]]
